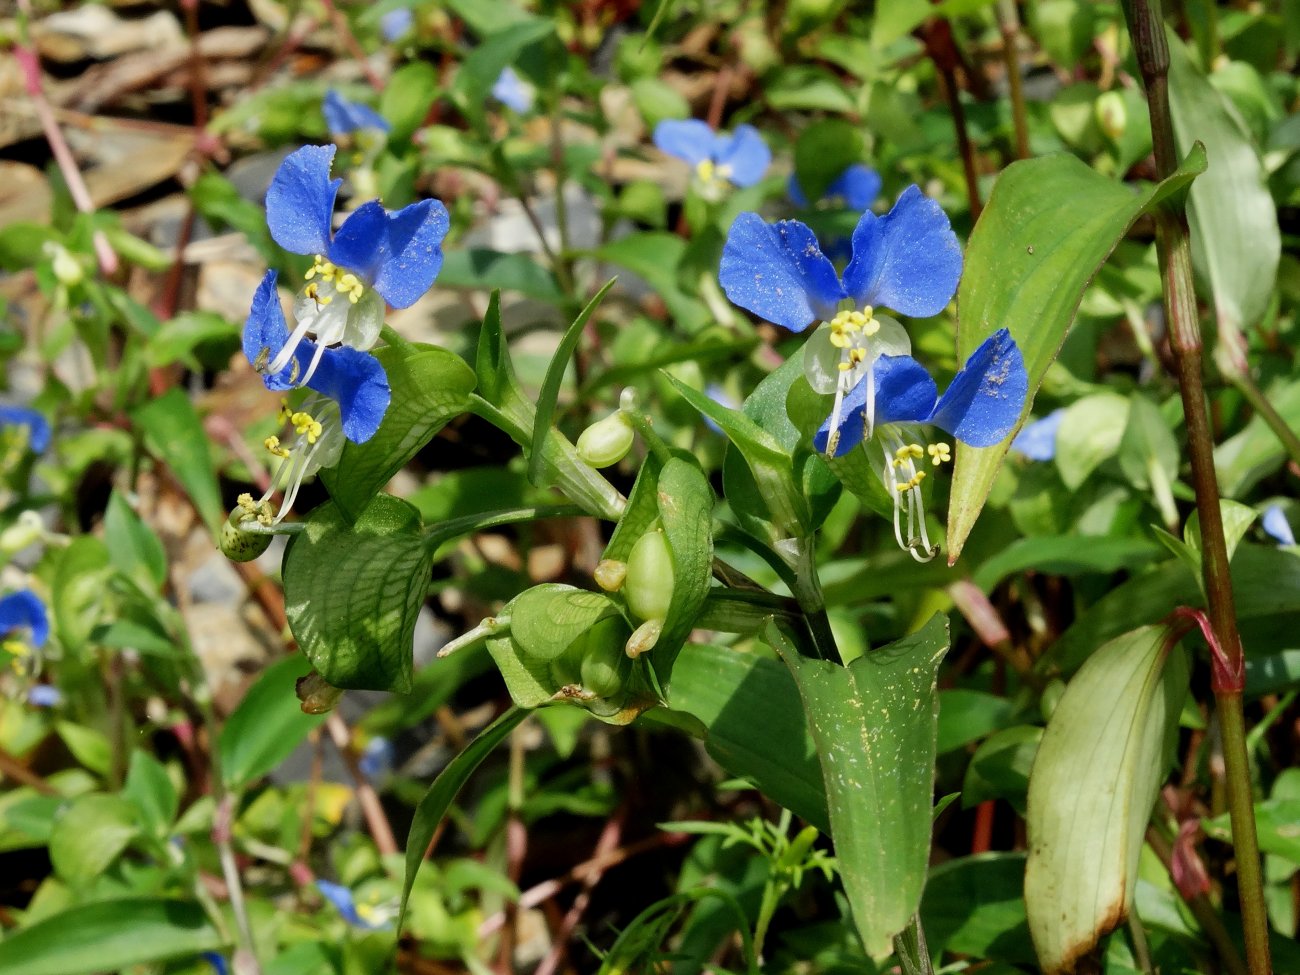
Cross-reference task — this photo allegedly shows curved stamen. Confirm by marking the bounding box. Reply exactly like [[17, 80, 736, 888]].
[[300, 340, 328, 388], [267, 314, 314, 378]]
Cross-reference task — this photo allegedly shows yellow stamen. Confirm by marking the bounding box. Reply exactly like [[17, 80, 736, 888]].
[[893, 443, 924, 466], [928, 442, 951, 466], [278, 400, 294, 424], [290, 411, 324, 444], [304, 255, 364, 303], [896, 470, 927, 492], [264, 436, 291, 459]]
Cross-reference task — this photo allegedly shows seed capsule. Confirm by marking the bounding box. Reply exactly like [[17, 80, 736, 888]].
[[623, 529, 674, 621], [575, 411, 635, 468], [219, 498, 274, 562]]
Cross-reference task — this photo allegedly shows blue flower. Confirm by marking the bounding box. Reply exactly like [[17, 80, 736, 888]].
[[787, 164, 882, 212], [26, 684, 62, 708], [1011, 409, 1065, 462], [492, 66, 534, 113], [812, 330, 1028, 561], [1262, 504, 1295, 546], [0, 405, 51, 454], [316, 879, 394, 929], [358, 736, 393, 779], [380, 8, 413, 42], [260, 145, 448, 385], [201, 951, 229, 975], [323, 90, 391, 137], [653, 119, 771, 193], [1, 589, 49, 677]]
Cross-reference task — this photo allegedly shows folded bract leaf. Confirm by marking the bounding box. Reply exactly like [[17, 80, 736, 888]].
[[1025, 623, 1189, 974]]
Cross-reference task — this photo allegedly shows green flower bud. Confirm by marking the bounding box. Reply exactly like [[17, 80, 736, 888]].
[[575, 411, 635, 468], [43, 242, 84, 287], [577, 618, 633, 698], [623, 529, 674, 622], [1095, 90, 1127, 142], [219, 494, 274, 562]]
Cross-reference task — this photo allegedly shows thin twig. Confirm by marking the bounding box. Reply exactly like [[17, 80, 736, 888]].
[[324, 713, 399, 857], [320, 0, 385, 90], [533, 809, 626, 975]]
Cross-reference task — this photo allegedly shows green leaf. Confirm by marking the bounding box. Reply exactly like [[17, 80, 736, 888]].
[[767, 615, 950, 958], [218, 655, 328, 790], [948, 148, 1206, 559], [438, 248, 563, 302], [1054, 392, 1130, 490], [591, 234, 710, 333], [321, 343, 476, 520], [649, 457, 715, 678], [509, 584, 622, 661], [381, 61, 439, 143], [1204, 799, 1300, 865], [401, 707, 528, 925], [48, 794, 139, 884], [667, 643, 828, 832], [936, 689, 1015, 754], [144, 311, 239, 370], [1025, 624, 1188, 973], [921, 853, 1035, 966], [1185, 498, 1257, 565], [122, 751, 179, 838], [103, 491, 167, 592], [54, 721, 111, 777], [132, 389, 223, 534], [793, 119, 864, 202], [962, 726, 1042, 812], [1167, 30, 1280, 345], [972, 535, 1163, 592], [1214, 377, 1300, 496], [283, 496, 432, 692], [529, 279, 616, 485], [451, 19, 554, 127], [0, 898, 224, 975], [52, 537, 112, 656], [1117, 394, 1180, 492]]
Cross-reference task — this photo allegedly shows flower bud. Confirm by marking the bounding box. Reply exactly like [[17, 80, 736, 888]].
[[43, 242, 84, 287], [575, 411, 635, 468], [1095, 91, 1127, 142], [296, 670, 344, 714], [593, 559, 627, 592], [219, 495, 274, 562], [576, 618, 632, 698], [623, 529, 674, 622]]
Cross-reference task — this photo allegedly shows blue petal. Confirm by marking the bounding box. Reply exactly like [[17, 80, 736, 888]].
[[0, 405, 51, 453], [491, 66, 534, 113], [243, 271, 308, 391], [327, 201, 388, 286], [714, 125, 771, 187], [813, 378, 868, 457], [27, 685, 62, 708], [316, 880, 364, 926], [841, 184, 962, 318], [787, 173, 811, 208], [874, 354, 940, 426], [380, 8, 412, 41], [928, 329, 1028, 447], [306, 345, 391, 443], [828, 164, 882, 211], [1011, 408, 1065, 461], [1262, 504, 1295, 546], [370, 199, 451, 309], [266, 145, 341, 257], [719, 214, 844, 332], [323, 90, 391, 135], [653, 119, 715, 166], [0, 590, 49, 648]]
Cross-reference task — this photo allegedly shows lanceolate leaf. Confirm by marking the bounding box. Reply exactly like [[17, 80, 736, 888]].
[[1025, 624, 1189, 974], [947, 147, 1206, 560], [283, 495, 431, 692], [767, 615, 950, 959], [219, 655, 328, 790], [322, 343, 476, 521]]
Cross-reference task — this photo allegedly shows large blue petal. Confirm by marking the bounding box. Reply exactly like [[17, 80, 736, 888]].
[[719, 214, 844, 332], [323, 90, 391, 135], [327, 201, 388, 286], [928, 329, 1027, 447], [829, 164, 882, 211], [266, 145, 341, 257], [841, 184, 962, 318], [813, 377, 868, 457], [874, 354, 939, 425], [370, 199, 450, 308], [653, 119, 715, 166], [243, 271, 305, 391], [306, 345, 391, 443], [0, 405, 51, 453], [0, 590, 49, 648], [715, 125, 770, 187]]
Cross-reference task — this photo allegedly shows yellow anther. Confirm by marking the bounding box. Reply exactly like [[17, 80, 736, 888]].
[[263, 436, 291, 459], [928, 442, 951, 466], [278, 400, 293, 423], [896, 470, 927, 492], [696, 159, 716, 183], [290, 411, 323, 444], [304, 256, 364, 303], [895, 443, 924, 462], [237, 492, 257, 513]]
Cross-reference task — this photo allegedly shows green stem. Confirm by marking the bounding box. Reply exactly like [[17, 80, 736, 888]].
[[752, 877, 785, 963], [1120, 3, 1271, 972], [996, 0, 1030, 160], [1231, 369, 1300, 471], [789, 537, 838, 662], [892, 913, 934, 975]]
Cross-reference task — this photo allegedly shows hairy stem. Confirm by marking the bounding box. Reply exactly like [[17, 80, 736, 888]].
[[1120, 2, 1271, 972]]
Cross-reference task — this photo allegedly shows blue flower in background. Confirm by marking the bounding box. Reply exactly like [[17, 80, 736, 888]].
[[721, 184, 962, 462], [1262, 505, 1295, 546], [1011, 409, 1065, 461], [358, 736, 394, 779], [0, 405, 51, 454], [653, 119, 771, 194], [787, 164, 882, 212], [257, 144, 449, 386], [323, 90, 391, 137], [316, 879, 394, 929], [201, 952, 228, 975], [26, 684, 62, 708], [380, 7, 413, 42], [492, 66, 534, 113], [1, 589, 49, 677], [812, 330, 1027, 560]]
